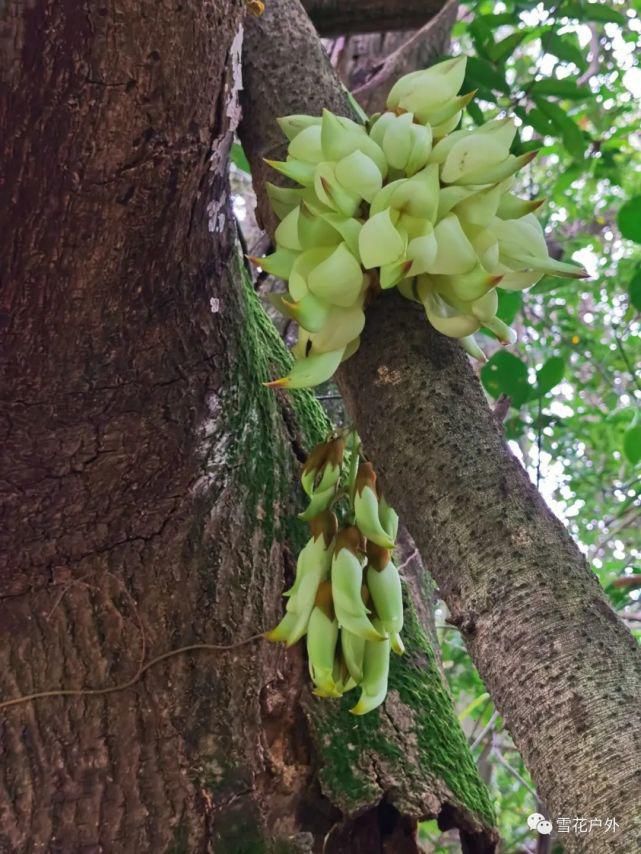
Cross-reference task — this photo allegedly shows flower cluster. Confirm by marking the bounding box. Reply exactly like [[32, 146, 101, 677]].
[[256, 56, 587, 388], [266, 435, 403, 714]]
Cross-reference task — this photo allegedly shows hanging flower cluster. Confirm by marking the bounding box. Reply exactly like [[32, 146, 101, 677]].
[[254, 56, 587, 388], [265, 435, 404, 714]]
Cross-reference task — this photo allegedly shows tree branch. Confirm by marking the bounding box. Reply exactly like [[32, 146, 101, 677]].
[[577, 24, 601, 86], [350, 0, 459, 114], [239, 0, 641, 844], [301, 0, 450, 36]]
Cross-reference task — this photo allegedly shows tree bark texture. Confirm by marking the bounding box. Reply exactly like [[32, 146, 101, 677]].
[[301, 0, 447, 36], [342, 0, 459, 115], [338, 297, 641, 854], [240, 2, 641, 851], [0, 1, 495, 851]]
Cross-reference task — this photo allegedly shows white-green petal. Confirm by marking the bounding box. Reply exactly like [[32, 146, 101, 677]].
[[358, 209, 405, 269], [431, 214, 478, 275], [274, 206, 303, 252], [307, 242, 363, 307], [288, 124, 324, 164], [335, 150, 382, 203]]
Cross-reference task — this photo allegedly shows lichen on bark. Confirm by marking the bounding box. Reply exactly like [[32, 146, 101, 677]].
[[304, 595, 495, 831], [232, 257, 497, 844]]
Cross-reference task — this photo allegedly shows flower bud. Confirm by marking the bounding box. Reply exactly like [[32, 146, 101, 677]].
[[496, 193, 545, 220], [494, 215, 588, 279], [250, 247, 298, 280], [354, 463, 396, 549], [266, 526, 334, 646], [265, 157, 315, 187], [378, 496, 399, 544], [370, 111, 433, 175], [431, 214, 478, 276], [386, 56, 467, 125], [358, 209, 406, 270], [309, 304, 365, 354], [307, 581, 341, 697], [266, 182, 304, 221], [277, 114, 322, 142], [267, 292, 330, 335], [366, 542, 404, 651], [334, 150, 383, 203], [484, 315, 518, 345], [301, 438, 345, 497], [288, 244, 363, 307], [320, 109, 387, 175], [264, 346, 346, 390], [349, 621, 391, 715], [313, 162, 361, 217], [341, 626, 366, 683], [460, 334, 487, 362], [440, 119, 516, 184], [332, 527, 384, 641], [287, 124, 324, 164]]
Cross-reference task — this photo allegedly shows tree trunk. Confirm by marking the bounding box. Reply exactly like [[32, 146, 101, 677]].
[[0, 2, 495, 851], [239, 2, 641, 851], [338, 297, 641, 854]]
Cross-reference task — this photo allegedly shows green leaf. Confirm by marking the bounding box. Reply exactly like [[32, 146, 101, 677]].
[[535, 356, 565, 396], [551, 164, 582, 194], [563, 1, 627, 24], [481, 351, 531, 407], [528, 78, 592, 100], [497, 290, 522, 325], [458, 692, 491, 722], [469, 18, 494, 58], [630, 269, 641, 312], [534, 97, 587, 159], [618, 197, 641, 243], [546, 33, 588, 71], [466, 100, 485, 126], [465, 57, 511, 95], [521, 106, 556, 136], [487, 32, 529, 63], [504, 416, 527, 440], [624, 416, 641, 465], [530, 275, 575, 295], [230, 142, 250, 173], [476, 12, 515, 27], [514, 105, 554, 139]]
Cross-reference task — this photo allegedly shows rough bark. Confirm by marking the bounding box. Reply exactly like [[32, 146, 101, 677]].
[[239, 1, 641, 850], [344, 0, 459, 115], [301, 0, 447, 36], [0, 2, 285, 849], [338, 297, 641, 854], [1, 1, 495, 851]]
